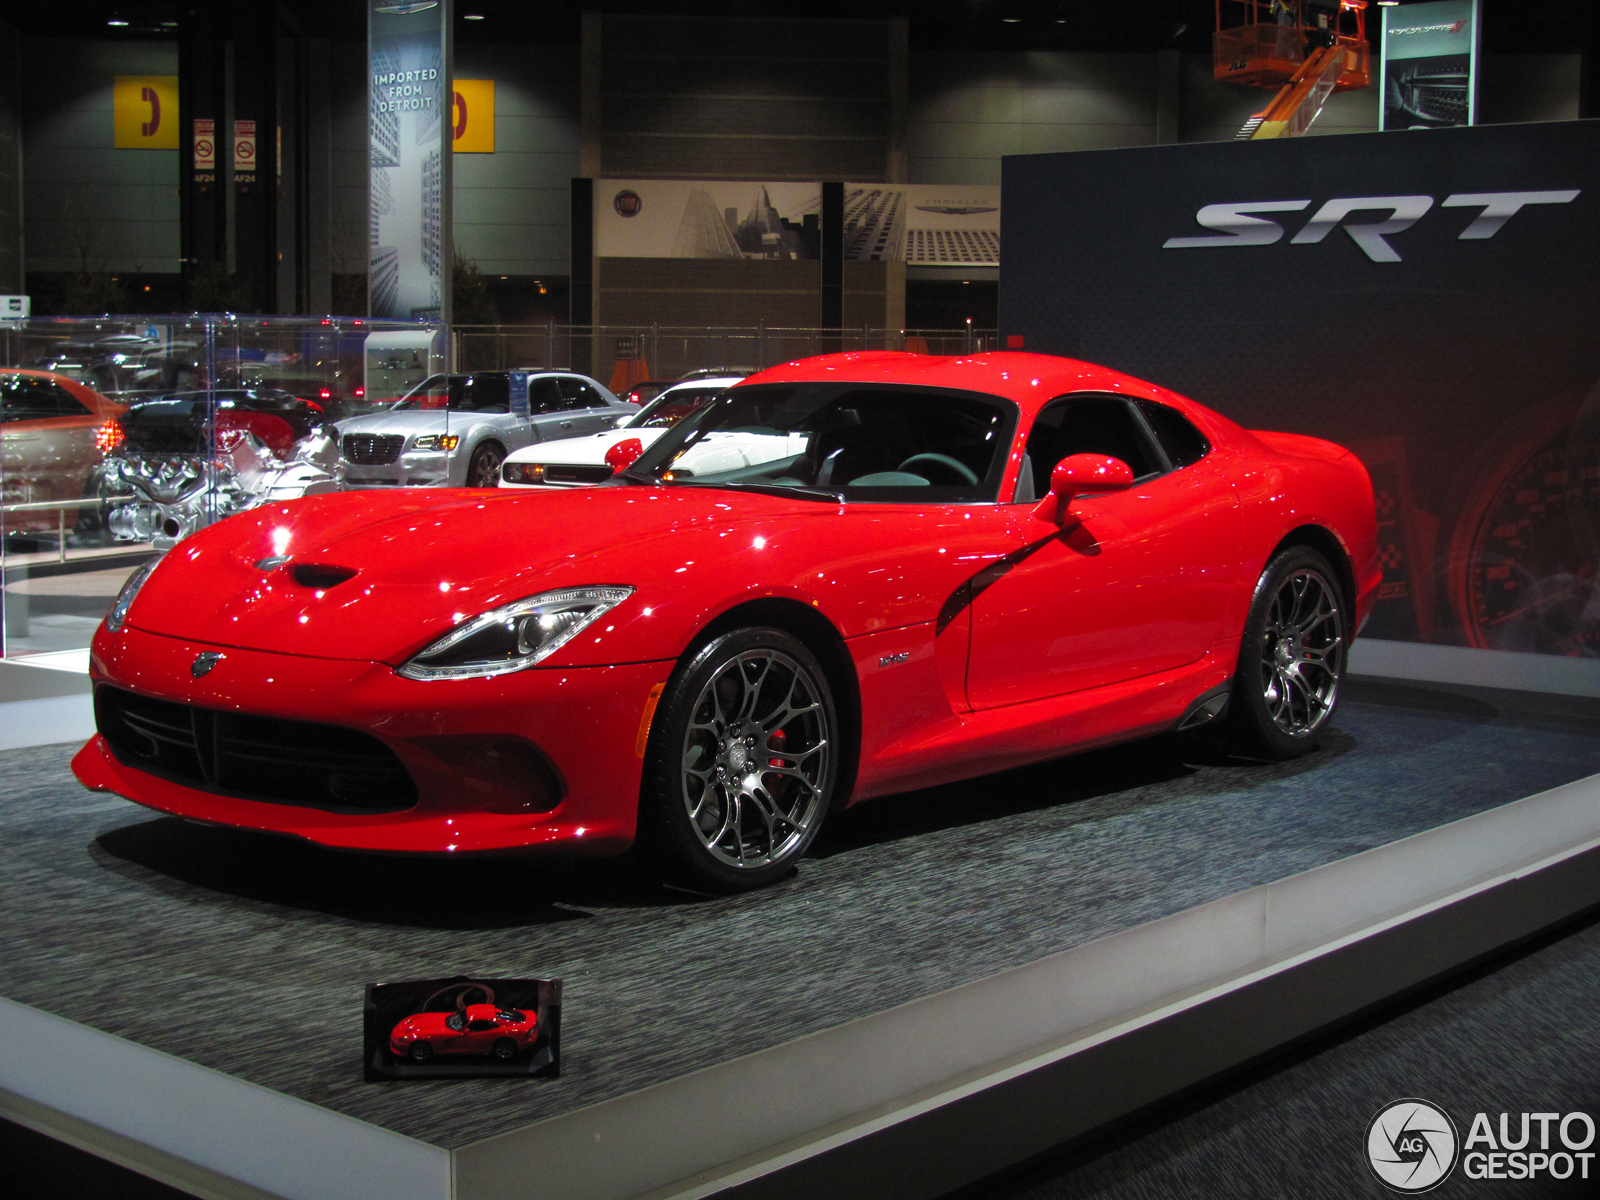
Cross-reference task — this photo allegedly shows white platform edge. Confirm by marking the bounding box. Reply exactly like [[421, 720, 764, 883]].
[[1349, 637, 1600, 697], [455, 771, 1600, 1200], [0, 694, 95, 751], [0, 996, 449, 1200]]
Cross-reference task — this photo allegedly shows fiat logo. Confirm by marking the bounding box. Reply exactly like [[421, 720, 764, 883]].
[[191, 652, 225, 678], [614, 190, 642, 217]]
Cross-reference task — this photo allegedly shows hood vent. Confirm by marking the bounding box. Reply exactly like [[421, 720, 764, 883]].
[[292, 563, 359, 589]]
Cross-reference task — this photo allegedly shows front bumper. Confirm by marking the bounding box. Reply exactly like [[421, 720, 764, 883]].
[[341, 449, 457, 489], [72, 624, 673, 855]]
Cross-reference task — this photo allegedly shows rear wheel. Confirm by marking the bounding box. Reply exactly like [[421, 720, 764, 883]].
[[1225, 546, 1347, 760], [467, 442, 504, 487], [637, 627, 837, 894]]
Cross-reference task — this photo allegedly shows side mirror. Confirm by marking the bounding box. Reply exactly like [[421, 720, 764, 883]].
[[1032, 453, 1135, 524]]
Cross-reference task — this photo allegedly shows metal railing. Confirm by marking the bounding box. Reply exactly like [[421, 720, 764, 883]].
[[1, 496, 135, 564]]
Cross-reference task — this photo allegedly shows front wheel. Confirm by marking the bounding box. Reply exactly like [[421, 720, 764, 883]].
[[407, 1041, 434, 1063], [466, 443, 504, 488], [491, 1038, 518, 1061], [1224, 546, 1347, 760], [637, 627, 838, 894]]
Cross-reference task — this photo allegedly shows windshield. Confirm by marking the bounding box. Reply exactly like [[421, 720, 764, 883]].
[[623, 383, 1016, 503], [392, 373, 510, 414], [625, 384, 726, 429]]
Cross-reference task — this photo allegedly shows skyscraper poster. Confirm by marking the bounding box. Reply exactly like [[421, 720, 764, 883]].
[[595, 181, 822, 260], [1380, 0, 1479, 130], [369, 0, 452, 321]]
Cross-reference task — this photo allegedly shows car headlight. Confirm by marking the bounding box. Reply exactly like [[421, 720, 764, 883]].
[[105, 557, 162, 634], [413, 434, 459, 451], [503, 462, 546, 484], [398, 586, 634, 681]]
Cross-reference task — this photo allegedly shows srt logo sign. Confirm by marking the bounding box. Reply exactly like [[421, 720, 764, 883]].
[[1163, 191, 1580, 262]]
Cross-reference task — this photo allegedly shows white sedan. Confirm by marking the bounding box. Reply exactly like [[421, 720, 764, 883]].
[[499, 376, 744, 488]]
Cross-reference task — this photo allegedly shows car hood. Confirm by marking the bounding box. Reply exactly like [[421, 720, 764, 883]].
[[125, 481, 1012, 669], [338, 410, 469, 437], [124, 485, 893, 664], [505, 427, 668, 466]]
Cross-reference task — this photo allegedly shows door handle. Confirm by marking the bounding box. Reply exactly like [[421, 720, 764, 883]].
[[560, 420, 573, 429]]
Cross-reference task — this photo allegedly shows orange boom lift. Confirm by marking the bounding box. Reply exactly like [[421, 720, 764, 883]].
[[1215, 0, 1371, 139]]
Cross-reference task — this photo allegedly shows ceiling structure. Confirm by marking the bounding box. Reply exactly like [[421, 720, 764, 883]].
[[9, 1, 1597, 55]]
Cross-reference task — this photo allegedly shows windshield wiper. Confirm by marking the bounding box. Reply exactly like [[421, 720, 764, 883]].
[[701, 482, 844, 503]]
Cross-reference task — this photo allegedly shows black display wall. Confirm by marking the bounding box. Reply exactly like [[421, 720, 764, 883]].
[[1001, 120, 1600, 657]]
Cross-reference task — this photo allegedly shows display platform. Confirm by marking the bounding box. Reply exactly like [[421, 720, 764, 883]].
[[4, 678, 1600, 1200]]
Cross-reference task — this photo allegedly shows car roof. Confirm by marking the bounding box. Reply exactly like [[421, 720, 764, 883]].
[[657, 376, 744, 393], [738, 351, 1215, 425]]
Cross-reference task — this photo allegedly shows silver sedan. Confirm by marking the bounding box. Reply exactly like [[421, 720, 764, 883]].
[[337, 371, 634, 489]]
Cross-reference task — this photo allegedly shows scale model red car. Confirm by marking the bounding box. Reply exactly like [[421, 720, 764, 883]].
[[389, 1002, 537, 1062], [73, 351, 1379, 893]]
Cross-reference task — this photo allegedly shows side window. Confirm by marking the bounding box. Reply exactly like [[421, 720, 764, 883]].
[[51, 385, 93, 418], [1136, 399, 1210, 468], [2, 377, 77, 421], [527, 378, 563, 414], [558, 377, 605, 409], [459, 374, 510, 413], [1019, 395, 1164, 500]]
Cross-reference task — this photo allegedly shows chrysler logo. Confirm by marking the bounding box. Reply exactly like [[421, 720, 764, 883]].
[[191, 652, 225, 678]]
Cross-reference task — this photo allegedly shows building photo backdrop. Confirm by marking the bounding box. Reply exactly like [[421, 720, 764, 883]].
[[1001, 119, 1600, 658]]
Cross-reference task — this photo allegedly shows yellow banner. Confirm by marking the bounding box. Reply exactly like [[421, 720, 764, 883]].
[[452, 79, 494, 153], [114, 76, 179, 149]]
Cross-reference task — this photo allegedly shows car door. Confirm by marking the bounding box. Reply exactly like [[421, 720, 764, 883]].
[[557, 376, 622, 435], [524, 377, 572, 443], [463, 1017, 500, 1053], [458, 373, 527, 452], [965, 393, 1241, 709]]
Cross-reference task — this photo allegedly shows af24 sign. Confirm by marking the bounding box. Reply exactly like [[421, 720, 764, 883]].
[[1163, 190, 1580, 263]]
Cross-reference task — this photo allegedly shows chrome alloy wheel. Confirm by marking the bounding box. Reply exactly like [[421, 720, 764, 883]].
[[1258, 567, 1343, 737], [679, 648, 831, 870]]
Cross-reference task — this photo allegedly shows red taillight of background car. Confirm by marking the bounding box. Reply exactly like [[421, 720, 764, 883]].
[[319, 387, 333, 400], [354, 386, 365, 397], [94, 420, 125, 454], [605, 437, 645, 474]]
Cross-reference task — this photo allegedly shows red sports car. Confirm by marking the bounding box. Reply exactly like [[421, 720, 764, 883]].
[[389, 1002, 538, 1062], [72, 352, 1379, 893]]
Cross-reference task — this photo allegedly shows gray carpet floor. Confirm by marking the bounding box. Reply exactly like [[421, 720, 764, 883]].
[[2, 679, 1598, 1151]]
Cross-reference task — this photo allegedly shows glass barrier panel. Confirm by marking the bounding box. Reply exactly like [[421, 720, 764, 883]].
[[0, 315, 441, 660]]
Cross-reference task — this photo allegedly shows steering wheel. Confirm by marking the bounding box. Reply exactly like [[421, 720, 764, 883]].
[[897, 453, 978, 486]]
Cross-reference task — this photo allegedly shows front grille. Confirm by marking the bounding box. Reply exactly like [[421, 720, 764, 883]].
[[543, 464, 614, 485], [96, 686, 418, 813], [342, 433, 405, 465]]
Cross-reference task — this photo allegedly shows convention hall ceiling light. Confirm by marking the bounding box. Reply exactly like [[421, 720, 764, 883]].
[[107, 18, 130, 26], [464, 13, 486, 19]]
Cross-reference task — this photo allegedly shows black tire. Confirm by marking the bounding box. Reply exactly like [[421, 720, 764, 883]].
[[491, 1038, 518, 1061], [466, 442, 505, 488], [637, 627, 838, 894], [1224, 546, 1348, 760], [407, 1040, 434, 1063]]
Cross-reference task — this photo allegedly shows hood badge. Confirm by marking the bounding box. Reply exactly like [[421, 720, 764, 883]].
[[191, 652, 225, 678], [254, 555, 292, 571]]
